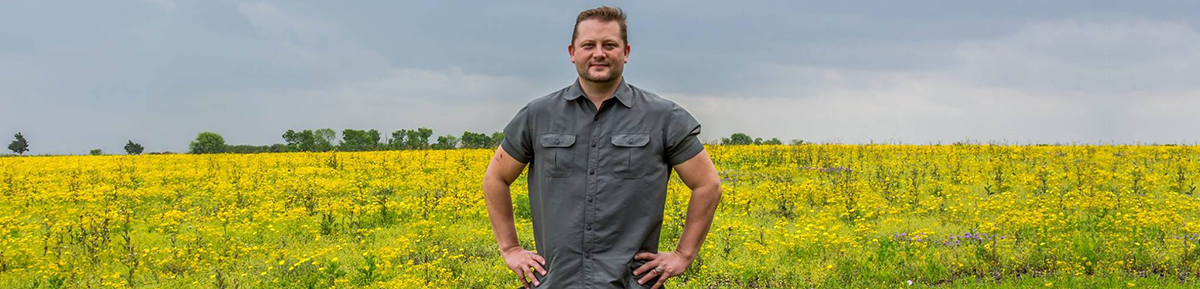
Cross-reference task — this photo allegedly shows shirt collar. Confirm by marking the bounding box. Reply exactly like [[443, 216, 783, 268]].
[[563, 78, 634, 108]]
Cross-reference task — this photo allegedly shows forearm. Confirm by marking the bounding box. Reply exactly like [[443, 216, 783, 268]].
[[483, 175, 521, 252], [673, 183, 721, 260]]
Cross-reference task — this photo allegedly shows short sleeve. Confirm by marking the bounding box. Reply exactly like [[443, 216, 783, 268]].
[[664, 102, 703, 166], [500, 105, 534, 164]]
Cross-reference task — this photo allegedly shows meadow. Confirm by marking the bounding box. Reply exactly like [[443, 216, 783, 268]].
[[1, 144, 1198, 288]]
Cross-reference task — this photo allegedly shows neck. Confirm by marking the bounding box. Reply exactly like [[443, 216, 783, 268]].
[[579, 76, 622, 103]]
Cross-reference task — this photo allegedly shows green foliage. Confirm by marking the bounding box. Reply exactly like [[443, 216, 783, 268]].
[[721, 133, 754, 145], [314, 128, 337, 151], [391, 128, 433, 150], [226, 144, 289, 154], [434, 134, 459, 149], [720, 133, 785, 145], [189, 132, 227, 154], [89, 149, 103, 156], [124, 140, 144, 155], [354, 254, 378, 285], [323, 261, 347, 287], [340, 129, 382, 151], [8, 132, 29, 155], [491, 131, 505, 148], [388, 130, 407, 149], [459, 131, 491, 149], [284, 129, 336, 152]]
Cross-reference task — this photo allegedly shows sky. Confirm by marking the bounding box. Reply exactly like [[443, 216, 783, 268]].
[[2, 0, 1200, 154]]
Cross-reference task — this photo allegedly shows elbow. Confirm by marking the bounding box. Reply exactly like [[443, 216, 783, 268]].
[[481, 171, 499, 192], [703, 182, 722, 202], [482, 170, 512, 190]]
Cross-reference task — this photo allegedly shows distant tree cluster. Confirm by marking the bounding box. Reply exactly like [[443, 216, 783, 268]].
[[719, 132, 802, 145], [187, 128, 507, 154], [125, 140, 145, 155], [6, 129, 805, 156], [8, 133, 28, 155]]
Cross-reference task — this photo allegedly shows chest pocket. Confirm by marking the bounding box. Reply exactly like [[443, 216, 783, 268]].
[[539, 133, 576, 178], [611, 133, 650, 179]]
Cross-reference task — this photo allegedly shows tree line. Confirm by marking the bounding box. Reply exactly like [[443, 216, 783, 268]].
[[189, 128, 507, 154], [6, 130, 798, 156], [717, 132, 803, 145]]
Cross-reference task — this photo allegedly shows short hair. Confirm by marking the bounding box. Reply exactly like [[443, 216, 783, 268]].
[[572, 6, 628, 45]]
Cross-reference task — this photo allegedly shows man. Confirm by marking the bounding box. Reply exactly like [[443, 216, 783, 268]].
[[482, 6, 722, 289]]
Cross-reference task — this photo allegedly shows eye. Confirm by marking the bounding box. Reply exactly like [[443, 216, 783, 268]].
[[582, 43, 595, 49], [603, 44, 617, 49]]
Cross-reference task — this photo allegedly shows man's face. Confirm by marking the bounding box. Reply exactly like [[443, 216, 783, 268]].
[[569, 19, 630, 84]]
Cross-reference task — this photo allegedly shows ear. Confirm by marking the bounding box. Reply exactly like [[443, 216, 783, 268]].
[[623, 44, 631, 63], [568, 44, 577, 63]]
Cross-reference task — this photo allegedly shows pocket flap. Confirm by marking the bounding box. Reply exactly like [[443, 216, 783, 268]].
[[539, 133, 576, 148], [611, 133, 650, 147]]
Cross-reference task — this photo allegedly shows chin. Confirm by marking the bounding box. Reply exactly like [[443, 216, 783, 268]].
[[589, 74, 616, 83]]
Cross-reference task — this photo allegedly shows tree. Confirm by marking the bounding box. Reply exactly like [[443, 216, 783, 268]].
[[434, 134, 459, 149], [490, 131, 505, 148], [283, 129, 301, 151], [389, 130, 408, 150], [402, 128, 433, 149], [720, 133, 754, 145], [284, 129, 319, 152], [341, 129, 382, 151], [314, 128, 337, 151], [89, 149, 103, 156], [8, 132, 29, 155], [763, 138, 783, 145], [268, 143, 290, 153], [460, 131, 492, 149], [124, 140, 145, 155], [189, 132, 227, 154]]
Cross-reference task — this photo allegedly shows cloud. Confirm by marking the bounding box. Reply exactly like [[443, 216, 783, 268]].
[[5, 2, 1200, 154], [952, 19, 1200, 95], [661, 18, 1200, 144], [236, 2, 391, 80], [166, 66, 554, 148]]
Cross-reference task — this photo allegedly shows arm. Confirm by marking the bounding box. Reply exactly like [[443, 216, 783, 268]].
[[482, 145, 545, 288], [669, 149, 722, 261], [634, 149, 722, 288]]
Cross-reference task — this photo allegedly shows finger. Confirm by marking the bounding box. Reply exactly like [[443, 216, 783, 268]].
[[637, 267, 658, 285], [516, 267, 530, 288], [531, 260, 547, 276], [532, 254, 546, 266], [632, 260, 657, 276], [634, 252, 657, 260], [651, 271, 668, 289], [524, 264, 540, 287]]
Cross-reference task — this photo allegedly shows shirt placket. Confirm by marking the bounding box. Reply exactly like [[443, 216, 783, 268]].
[[582, 98, 611, 288]]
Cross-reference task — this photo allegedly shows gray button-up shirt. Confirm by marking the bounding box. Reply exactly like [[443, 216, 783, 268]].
[[501, 79, 704, 288]]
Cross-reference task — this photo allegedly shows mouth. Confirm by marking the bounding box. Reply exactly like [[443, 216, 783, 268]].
[[589, 63, 609, 68]]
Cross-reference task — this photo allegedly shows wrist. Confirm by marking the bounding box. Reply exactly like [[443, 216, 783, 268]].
[[499, 244, 522, 255], [674, 249, 697, 262]]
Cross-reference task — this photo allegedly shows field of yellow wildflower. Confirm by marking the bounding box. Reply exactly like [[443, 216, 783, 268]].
[[1, 145, 1199, 288]]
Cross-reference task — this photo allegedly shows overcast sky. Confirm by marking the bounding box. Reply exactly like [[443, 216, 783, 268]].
[[3, 1, 1200, 154]]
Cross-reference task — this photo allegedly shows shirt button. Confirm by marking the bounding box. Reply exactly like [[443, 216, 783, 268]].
[[586, 225, 592, 231], [587, 197, 593, 203], [585, 253, 591, 259], [553, 139, 561, 145], [589, 170, 594, 175], [591, 143, 596, 148]]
